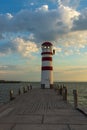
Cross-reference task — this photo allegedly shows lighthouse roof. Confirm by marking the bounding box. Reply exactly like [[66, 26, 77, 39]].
[[42, 42, 53, 46]]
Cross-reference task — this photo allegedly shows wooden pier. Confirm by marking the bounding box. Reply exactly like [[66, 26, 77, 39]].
[[0, 89, 87, 130]]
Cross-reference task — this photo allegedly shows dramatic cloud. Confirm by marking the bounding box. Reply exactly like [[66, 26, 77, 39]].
[[58, 4, 80, 29], [72, 8, 87, 30], [0, 2, 79, 38], [0, 0, 87, 57]]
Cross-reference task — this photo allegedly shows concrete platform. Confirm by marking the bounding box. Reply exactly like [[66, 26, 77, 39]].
[[0, 89, 87, 130]]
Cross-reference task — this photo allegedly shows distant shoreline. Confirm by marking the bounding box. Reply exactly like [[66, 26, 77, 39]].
[[0, 80, 22, 83], [0, 80, 87, 83]]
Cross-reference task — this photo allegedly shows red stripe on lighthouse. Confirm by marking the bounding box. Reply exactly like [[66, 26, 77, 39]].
[[42, 57, 52, 61], [42, 66, 53, 70], [41, 52, 53, 55]]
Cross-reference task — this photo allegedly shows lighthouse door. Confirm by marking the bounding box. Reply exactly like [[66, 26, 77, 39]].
[[45, 79, 50, 88]]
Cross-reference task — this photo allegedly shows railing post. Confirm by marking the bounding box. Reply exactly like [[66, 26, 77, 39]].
[[27, 85, 29, 91], [65, 87, 67, 101], [59, 85, 63, 95], [23, 86, 27, 93], [73, 89, 78, 109], [9, 90, 15, 101], [30, 84, 32, 89], [63, 87, 67, 101]]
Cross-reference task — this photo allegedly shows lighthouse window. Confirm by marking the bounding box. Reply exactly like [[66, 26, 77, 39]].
[[42, 46, 51, 49]]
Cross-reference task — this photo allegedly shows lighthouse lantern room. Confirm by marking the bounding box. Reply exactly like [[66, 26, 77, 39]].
[[41, 41, 55, 89]]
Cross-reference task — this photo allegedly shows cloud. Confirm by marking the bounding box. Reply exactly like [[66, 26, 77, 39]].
[[54, 29, 87, 54], [58, 1, 80, 29], [0, 3, 79, 39], [0, 34, 3, 39], [0, 0, 87, 81], [0, 9, 60, 42], [66, 66, 87, 72], [0, 14, 9, 32], [0, 65, 20, 71], [0, 65, 8, 70], [0, 0, 87, 58], [36, 5, 49, 12], [6, 13, 13, 19], [11, 9, 61, 42], [57, 0, 80, 9], [53, 46, 62, 53], [54, 65, 87, 72], [0, 3, 80, 41], [0, 40, 17, 56], [72, 8, 87, 30], [0, 0, 84, 34], [54, 65, 87, 81], [0, 37, 39, 58], [13, 38, 39, 57]]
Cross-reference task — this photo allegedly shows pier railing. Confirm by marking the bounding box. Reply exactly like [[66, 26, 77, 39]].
[[54, 84, 87, 110], [9, 83, 87, 110], [0, 82, 87, 113], [9, 84, 32, 101]]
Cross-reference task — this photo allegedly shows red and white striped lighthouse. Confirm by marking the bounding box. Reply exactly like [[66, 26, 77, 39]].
[[41, 42, 55, 89]]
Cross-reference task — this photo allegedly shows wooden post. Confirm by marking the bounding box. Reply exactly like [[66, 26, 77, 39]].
[[23, 87, 25, 93], [27, 86, 29, 91], [23, 86, 27, 93], [65, 87, 67, 101], [30, 84, 32, 89], [73, 89, 78, 109], [59, 85, 63, 95], [62, 87, 64, 99], [63, 87, 67, 101], [9, 90, 15, 101], [56, 85, 59, 94], [57, 87, 59, 95]]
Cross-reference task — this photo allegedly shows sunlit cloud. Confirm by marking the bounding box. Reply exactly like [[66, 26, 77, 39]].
[[57, 0, 80, 9], [58, 4, 80, 29], [13, 38, 39, 58], [36, 5, 49, 12], [0, 37, 39, 58]]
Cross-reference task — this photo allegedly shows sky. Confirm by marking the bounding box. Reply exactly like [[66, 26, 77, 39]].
[[0, 0, 87, 82]]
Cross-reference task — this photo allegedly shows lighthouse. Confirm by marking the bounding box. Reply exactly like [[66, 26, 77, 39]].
[[41, 41, 55, 89]]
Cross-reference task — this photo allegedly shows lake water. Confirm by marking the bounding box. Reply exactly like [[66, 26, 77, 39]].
[[0, 82, 87, 108]]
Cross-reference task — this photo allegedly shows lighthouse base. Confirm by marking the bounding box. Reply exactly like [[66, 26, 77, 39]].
[[41, 84, 53, 89]]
